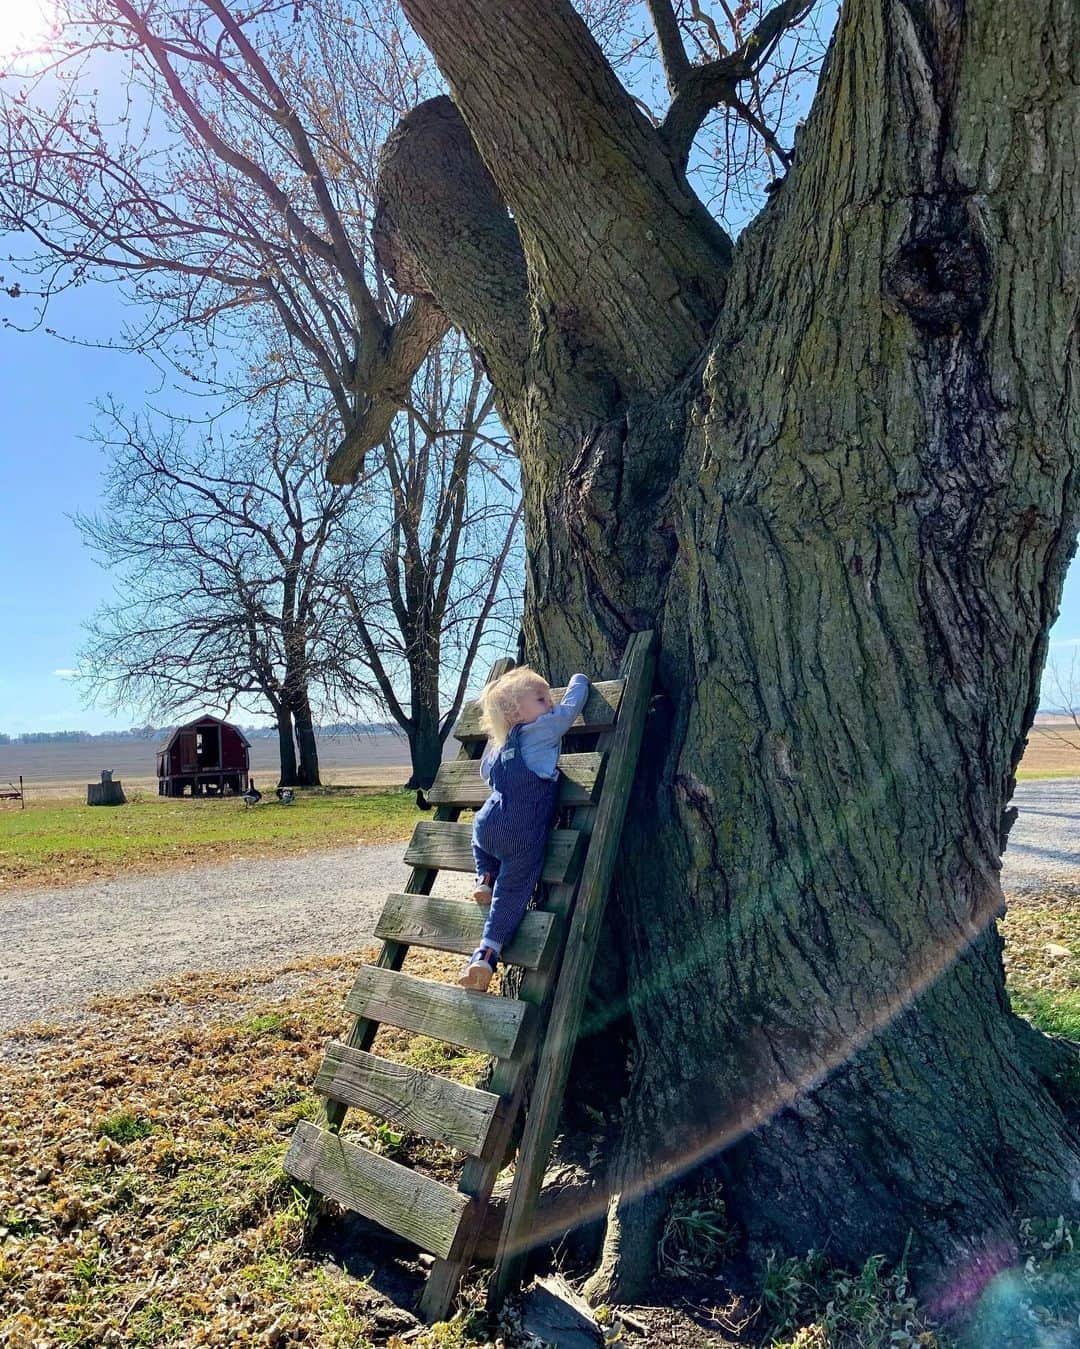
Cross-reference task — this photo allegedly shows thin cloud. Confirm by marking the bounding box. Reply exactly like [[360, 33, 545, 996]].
[[52, 668, 80, 679]]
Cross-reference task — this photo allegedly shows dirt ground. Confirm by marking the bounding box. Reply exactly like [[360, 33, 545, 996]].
[[1016, 719, 1080, 776]]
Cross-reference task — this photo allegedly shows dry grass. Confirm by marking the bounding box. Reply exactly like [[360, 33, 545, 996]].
[[1, 887, 1079, 1348], [0, 945, 499, 1349], [1015, 722, 1080, 778]]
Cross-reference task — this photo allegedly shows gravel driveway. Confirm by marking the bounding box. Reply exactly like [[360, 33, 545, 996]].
[[1, 781, 1077, 1033], [0, 843, 472, 1033]]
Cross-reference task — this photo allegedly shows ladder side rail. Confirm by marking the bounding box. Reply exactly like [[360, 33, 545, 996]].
[[488, 630, 656, 1308]]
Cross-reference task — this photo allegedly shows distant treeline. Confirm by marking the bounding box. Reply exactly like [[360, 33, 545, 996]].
[[0, 722, 401, 745]]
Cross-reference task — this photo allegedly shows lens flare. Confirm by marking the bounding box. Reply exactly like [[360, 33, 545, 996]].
[[0, 0, 55, 54]]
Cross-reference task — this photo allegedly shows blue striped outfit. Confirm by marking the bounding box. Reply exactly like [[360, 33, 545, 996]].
[[471, 675, 590, 953]]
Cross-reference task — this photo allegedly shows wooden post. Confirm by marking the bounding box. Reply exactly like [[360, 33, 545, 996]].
[[19, 775, 24, 809]]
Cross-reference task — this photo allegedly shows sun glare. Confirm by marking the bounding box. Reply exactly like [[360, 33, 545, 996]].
[[1, 0, 56, 54]]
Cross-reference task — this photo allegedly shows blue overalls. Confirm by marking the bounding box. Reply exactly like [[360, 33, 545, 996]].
[[471, 721, 560, 951]]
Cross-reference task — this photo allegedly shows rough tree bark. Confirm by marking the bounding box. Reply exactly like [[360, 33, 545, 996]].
[[274, 704, 300, 788], [357, 0, 1080, 1306], [290, 684, 322, 788]]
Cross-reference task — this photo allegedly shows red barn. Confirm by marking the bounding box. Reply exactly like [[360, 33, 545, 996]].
[[157, 715, 251, 798]]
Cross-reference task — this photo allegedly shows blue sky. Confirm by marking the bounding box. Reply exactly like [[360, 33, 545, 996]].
[[0, 284, 168, 734], [2, 277, 1078, 736]]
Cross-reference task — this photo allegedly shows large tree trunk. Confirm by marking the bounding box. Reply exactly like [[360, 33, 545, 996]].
[[373, 0, 1080, 1306], [291, 685, 322, 787], [275, 705, 301, 788], [404, 643, 444, 790]]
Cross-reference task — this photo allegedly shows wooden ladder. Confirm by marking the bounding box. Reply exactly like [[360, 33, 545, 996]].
[[283, 631, 655, 1323]]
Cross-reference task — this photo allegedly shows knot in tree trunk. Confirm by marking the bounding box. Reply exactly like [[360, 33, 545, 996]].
[[883, 209, 991, 334]]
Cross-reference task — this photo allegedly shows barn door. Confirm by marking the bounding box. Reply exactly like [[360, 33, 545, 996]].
[[197, 725, 221, 769], [179, 732, 198, 773]]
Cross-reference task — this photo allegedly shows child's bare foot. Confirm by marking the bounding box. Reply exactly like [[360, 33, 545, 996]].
[[458, 946, 497, 992]]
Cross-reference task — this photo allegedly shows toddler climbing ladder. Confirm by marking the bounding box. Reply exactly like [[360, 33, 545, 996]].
[[283, 631, 655, 1323]]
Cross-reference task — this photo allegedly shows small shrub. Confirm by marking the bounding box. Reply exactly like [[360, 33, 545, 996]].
[[759, 1238, 942, 1348], [343, 1118, 406, 1161]]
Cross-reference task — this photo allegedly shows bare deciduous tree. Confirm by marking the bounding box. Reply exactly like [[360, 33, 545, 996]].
[[76, 395, 371, 785], [342, 336, 524, 787], [1, 0, 442, 464], [3, 1, 525, 787], [77, 335, 522, 788]]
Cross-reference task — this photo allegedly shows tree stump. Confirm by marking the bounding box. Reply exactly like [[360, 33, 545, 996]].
[[87, 770, 126, 806]]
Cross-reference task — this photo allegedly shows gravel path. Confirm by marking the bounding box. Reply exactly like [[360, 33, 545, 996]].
[[1, 780, 1077, 1033], [0, 843, 472, 1033], [1000, 779, 1080, 891]]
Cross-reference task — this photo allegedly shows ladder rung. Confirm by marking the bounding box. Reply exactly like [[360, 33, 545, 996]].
[[374, 894, 559, 970], [284, 1120, 470, 1259], [426, 751, 605, 808], [403, 821, 583, 884], [452, 680, 624, 742], [344, 965, 532, 1059], [315, 1042, 501, 1156]]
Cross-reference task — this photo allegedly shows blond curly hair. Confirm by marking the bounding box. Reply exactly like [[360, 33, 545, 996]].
[[478, 667, 551, 752]]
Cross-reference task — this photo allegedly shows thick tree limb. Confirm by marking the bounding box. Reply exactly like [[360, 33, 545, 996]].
[[645, 0, 691, 95], [327, 296, 450, 484], [660, 52, 747, 167], [398, 0, 732, 398], [370, 96, 529, 401], [658, 0, 813, 168]]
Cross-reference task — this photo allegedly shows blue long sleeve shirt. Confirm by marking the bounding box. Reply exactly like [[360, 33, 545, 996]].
[[481, 673, 591, 784]]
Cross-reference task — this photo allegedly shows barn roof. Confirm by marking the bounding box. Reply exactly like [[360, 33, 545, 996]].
[[158, 714, 252, 754]]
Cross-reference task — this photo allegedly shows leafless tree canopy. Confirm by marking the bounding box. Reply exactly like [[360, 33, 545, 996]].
[[1, 0, 449, 468], [77, 328, 521, 786], [0, 1, 833, 448]]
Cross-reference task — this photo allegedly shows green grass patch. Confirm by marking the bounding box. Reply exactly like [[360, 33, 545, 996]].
[[0, 789, 417, 889], [239, 1011, 294, 1037], [95, 1111, 155, 1144], [401, 1034, 489, 1085], [127, 1299, 189, 1347], [760, 1243, 943, 1347], [1010, 986, 1080, 1040]]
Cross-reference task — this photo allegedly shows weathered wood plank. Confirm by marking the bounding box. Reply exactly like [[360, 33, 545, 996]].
[[315, 1042, 500, 1157], [344, 965, 531, 1060], [374, 895, 559, 971], [403, 820, 583, 884], [452, 680, 624, 742], [284, 1120, 470, 1259], [425, 752, 605, 808], [489, 630, 656, 1307]]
